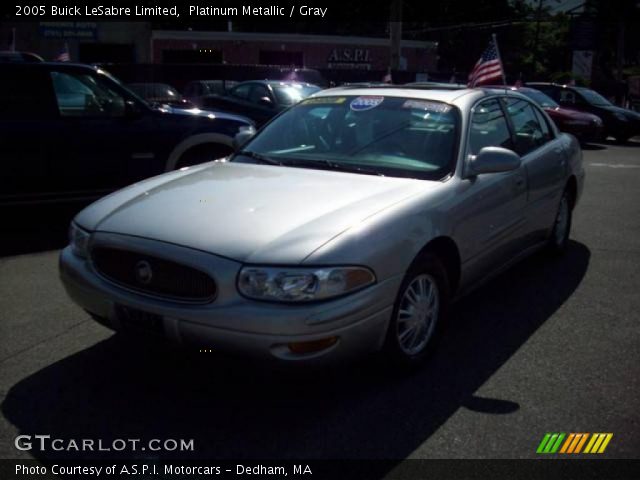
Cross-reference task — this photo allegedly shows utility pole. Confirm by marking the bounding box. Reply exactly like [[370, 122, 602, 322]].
[[389, 0, 403, 70]]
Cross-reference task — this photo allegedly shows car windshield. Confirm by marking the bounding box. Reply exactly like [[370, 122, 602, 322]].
[[521, 89, 559, 108], [233, 95, 459, 180], [576, 88, 612, 106], [272, 85, 322, 105]]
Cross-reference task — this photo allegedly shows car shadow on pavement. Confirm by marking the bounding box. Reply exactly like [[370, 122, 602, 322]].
[[2, 241, 590, 468]]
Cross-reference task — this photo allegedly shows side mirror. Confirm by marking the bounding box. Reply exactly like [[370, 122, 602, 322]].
[[468, 146, 521, 175], [233, 127, 257, 151]]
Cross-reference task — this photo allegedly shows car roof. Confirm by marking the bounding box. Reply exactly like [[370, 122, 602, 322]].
[[5, 61, 101, 72], [238, 80, 319, 87], [316, 85, 520, 104]]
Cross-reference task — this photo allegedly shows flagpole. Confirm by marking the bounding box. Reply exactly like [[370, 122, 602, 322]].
[[492, 33, 507, 85]]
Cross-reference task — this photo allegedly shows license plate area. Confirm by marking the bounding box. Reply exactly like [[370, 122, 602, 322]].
[[116, 305, 164, 336]]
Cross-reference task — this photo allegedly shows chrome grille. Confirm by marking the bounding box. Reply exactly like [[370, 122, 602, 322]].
[[91, 247, 216, 303]]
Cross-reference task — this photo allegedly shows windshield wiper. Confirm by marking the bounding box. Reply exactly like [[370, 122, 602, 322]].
[[308, 159, 385, 177], [235, 150, 284, 166]]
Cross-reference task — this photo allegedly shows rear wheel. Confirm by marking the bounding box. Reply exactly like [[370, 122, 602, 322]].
[[547, 189, 572, 255], [176, 143, 233, 169], [383, 253, 449, 367]]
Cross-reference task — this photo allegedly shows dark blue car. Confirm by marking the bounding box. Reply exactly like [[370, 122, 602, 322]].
[[0, 62, 254, 206]]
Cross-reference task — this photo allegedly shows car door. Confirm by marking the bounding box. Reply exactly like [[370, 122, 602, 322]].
[[0, 66, 60, 206], [48, 68, 157, 197], [455, 98, 528, 284], [504, 96, 567, 243]]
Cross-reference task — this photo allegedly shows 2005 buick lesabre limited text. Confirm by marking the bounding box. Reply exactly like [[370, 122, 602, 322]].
[[60, 85, 584, 367]]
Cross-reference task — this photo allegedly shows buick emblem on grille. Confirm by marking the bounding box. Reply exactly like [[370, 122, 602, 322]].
[[134, 260, 153, 285]]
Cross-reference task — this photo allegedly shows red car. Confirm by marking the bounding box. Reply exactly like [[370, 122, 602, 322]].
[[487, 85, 604, 143]]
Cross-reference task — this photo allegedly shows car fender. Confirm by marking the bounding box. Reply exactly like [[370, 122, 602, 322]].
[[302, 186, 453, 283], [165, 133, 234, 172]]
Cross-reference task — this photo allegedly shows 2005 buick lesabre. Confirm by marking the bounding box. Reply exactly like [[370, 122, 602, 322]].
[[60, 85, 584, 366]]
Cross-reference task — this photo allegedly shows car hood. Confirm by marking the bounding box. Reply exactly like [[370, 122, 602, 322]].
[[155, 104, 253, 124], [77, 162, 436, 264], [598, 104, 640, 120], [548, 106, 601, 122]]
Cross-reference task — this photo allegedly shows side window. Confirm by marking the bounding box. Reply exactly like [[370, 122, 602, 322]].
[[504, 98, 546, 155], [469, 98, 513, 155], [0, 69, 56, 119], [532, 106, 553, 141], [249, 85, 272, 105], [231, 83, 251, 100], [51, 71, 125, 118]]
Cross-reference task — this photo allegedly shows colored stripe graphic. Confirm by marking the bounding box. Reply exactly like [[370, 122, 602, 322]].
[[539, 433, 615, 454], [559, 433, 575, 454], [536, 433, 566, 454], [584, 433, 614, 454]]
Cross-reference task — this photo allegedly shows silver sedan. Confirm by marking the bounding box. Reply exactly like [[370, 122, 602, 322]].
[[60, 86, 584, 366]]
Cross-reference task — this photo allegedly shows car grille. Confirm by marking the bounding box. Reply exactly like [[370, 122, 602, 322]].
[[91, 247, 216, 303]]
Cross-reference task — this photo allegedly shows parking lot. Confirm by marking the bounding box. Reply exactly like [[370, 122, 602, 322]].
[[0, 140, 639, 463]]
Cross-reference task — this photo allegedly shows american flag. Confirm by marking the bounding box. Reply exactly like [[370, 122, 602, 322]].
[[55, 43, 70, 62], [468, 38, 504, 87]]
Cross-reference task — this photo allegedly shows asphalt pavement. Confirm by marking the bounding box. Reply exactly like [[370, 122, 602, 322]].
[[0, 140, 639, 467]]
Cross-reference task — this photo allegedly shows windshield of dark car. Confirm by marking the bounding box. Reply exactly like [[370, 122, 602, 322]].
[[576, 88, 612, 106], [272, 85, 322, 105], [521, 89, 559, 108], [233, 95, 459, 180]]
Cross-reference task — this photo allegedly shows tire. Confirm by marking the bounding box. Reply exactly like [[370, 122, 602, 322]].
[[383, 253, 450, 368], [176, 143, 233, 169], [547, 189, 572, 255], [614, 135, 630, 144]]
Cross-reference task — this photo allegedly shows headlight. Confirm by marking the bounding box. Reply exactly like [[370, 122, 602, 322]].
[[613, 112, 628, 122], [237, 266, 376, 302], [69, 223, 90, 258]]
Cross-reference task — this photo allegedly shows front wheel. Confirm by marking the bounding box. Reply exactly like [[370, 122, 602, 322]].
[[383, 254, 449, 367], [547, 190, 572, 255]]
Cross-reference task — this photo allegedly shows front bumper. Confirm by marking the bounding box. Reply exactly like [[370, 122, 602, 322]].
[[59, 234, 400, 364]]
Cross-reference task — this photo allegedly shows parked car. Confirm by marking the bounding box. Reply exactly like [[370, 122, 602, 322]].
[[60, 86, 584, 367], [0, 62, 254, 206], [0, 51, 44, 63], [127, 82, 195, 109], [199, 80, 322, 126], [484, 85, 604, 143], [183, 79, 238, 107], [528, 82, 640, 142]]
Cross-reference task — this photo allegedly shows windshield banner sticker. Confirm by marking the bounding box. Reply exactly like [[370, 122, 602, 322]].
[[301, 97, 347, 105], [402, 100, 452, 113], [350, 96, 384, 111]]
